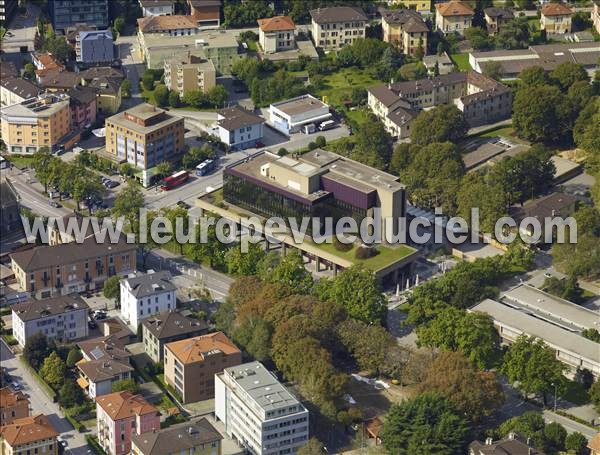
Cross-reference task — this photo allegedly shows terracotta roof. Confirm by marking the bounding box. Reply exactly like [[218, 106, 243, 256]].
[[96, 391, 157, 421], [589, 433, 600, 451], [165, 331, 240, 364], [436, 1, 475, 17], [137, 15, 196, 33], [0, 388, 29, 409], [37, 69, 80, 89], [0, 415, 58, 446], [310, 6, 367, 24], [258, 15, 295, 32], [33, 53, 64, 72], [541, 3, 572, 16]]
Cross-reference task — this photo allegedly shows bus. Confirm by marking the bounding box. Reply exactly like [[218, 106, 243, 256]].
[[161, 171, 189, 190], [195, 159, 216, 176]]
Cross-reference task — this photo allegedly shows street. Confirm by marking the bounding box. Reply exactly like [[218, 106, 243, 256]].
[[1, 340, 91, 454]]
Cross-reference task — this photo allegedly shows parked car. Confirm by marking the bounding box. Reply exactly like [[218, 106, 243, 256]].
[[176, 200, 191, 209], [49, 200, 62, 208], [10, 381, 21, 391]]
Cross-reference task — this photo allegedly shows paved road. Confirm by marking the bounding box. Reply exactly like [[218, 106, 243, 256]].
[[1, 340, 91, 454]]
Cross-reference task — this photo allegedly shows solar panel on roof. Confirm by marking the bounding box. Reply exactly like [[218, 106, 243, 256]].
[[90, 347, 104, 360]]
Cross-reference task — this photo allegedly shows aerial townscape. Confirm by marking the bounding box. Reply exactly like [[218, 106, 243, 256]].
[[1, 0, 600, 454]]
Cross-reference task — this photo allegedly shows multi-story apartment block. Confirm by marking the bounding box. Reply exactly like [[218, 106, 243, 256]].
[[76, 30, 114, 63], [0, 92, 71, 154], [10, 235, 136, 299], [258, 16, 296, 54], [215, 361, 309, 455], [217, 105, 265, 150], [594, 1, 600, 35], [0, 0, 18, 25], [0, 415, 58, 455], [67, 86, 97, 131], [120, 271, 177, 330], [48, 0, 108, 31], [139, 0, 175, 16], [187, 0, 221, 28], [104, 103, 185, 186], [164, 332, 242, 403], [164, 54, 216, 96], [11, 294, 89, 347], [541, 3, 572, 34], [310, 6, 368, 51], [368, 71, 512, 139], [96, 391, 160, 455], [142, 310, 208, 363], [0, 388, 30, 425], [435, 1, 474, 36], [483, 7, 514, 35], [132, 418, 222, 455], [381, 9, 429, 56], [0, 79, 41, 107], [388, 0, 431, 14], [137, 15, 197, 37], [77, 335, 134, 398]]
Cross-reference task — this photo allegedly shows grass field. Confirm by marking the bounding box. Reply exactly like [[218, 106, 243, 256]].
[[345, 107, 373, 129], [313, 240, 417, 271], [5, 154, 35, 169], [315, 67, 380, 109], [450, 53, 471, 71], [477, 126, 529, 145]]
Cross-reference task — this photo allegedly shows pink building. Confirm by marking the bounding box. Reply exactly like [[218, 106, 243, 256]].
[[67, 86, 97, 131], [96, 391, 160, 455]]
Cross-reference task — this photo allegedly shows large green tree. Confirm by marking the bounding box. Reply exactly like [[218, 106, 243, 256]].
[[267, 251, 313, 294], [552, 234, 600, 280], [550, 62, 589, 91], [40, 352, 66, 389], [23, 333, 51, 369], [112, 182, 144, 234], [456, 172, 507, 234], [410, 105, 469, 145], [59, 381, 85, 408]]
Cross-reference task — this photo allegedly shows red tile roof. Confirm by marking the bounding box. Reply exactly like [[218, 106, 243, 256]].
[[258, 15, 295, 32], [436, 1, 475, 17], [541, 3, 572, 16], [96, 391, 157, 421], [0, 415, 58, 446]]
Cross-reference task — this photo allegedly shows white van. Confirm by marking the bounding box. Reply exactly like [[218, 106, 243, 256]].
[[318, 120, 336, 131]]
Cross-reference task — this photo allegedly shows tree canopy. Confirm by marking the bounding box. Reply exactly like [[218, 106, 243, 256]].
[[410, 105, 469, 146]]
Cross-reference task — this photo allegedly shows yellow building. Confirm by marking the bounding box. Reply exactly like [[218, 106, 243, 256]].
[[104, 103, 185, 186], [310, 6, 368, 51], [541, 3, 572, 34], [0, 415, 59, 455], [381, 9, 429, 56], [389, 0, 431, 13], [164, 54, 216, 96], [80, 67, 125, 115], [0, 92, 71, 154]]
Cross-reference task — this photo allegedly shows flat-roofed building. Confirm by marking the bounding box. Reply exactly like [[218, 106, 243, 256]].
[[217, 105, 264, 150], [310, 6, 368, 51], [469, 298, 600, 377], [483, 7, 513, 35], [470, 43, 600, 79], [258, 15, 296, 54], [164, 332, 242, 403], [0, 388, 30, 425], [49, 0, 108, 31], [131, 417, 222, 455], [541, 3, 572, 34], [139, 0, 175, 17], [381, 9, 429, 56], [0, 92, 71, 154], [164, 53, 216, 96], [215, 361, 309, 455], [105, 103, 185, 184], [269, 94, 331, 135], [0, 415, 58, 455], [435, 1, 474, 35], [423, 51, 454, 75], [11, 294, 89, 347], [142, 310, 208, 363], [187, 0, 221, 29]]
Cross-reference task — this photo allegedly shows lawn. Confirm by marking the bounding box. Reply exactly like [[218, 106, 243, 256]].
[[6, 154, 35, 169], [450, 53, 471, 71], [477, 126, 529, 145], [315, 67, 380, 109], [345, 107, 373, 129]]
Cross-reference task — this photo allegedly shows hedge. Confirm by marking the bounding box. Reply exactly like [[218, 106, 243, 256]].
[[85, 436, 108, 455]]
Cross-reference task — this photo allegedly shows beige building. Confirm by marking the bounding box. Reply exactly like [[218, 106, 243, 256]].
[[310, 6, 368, 51], [164, 331, 242, 404], [0, 415, 58, 455], [388, 0, 431, 13], [164, 54, 216, 96], [0, 79, 41, 107], [381, 9, 429, 56], [105, 104, 185, 185], [435, 1, 474, 35], [541, 3, 572, 34], [483, 7, 514, 35], [0, 92, 71, 154], [257, 15, 296, 54], [594, 1, 600, 35]]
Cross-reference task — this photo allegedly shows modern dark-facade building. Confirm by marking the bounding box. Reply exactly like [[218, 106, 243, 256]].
[[223, 149, 407, 241], [49, 0, 109, 32], [0, 0, 17, 25]]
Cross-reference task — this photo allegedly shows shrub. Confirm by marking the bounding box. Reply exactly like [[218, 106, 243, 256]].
[[278, 148, 289, 156], [315, 136, 327, 148], [333, 237, 353, 252], [355, 245, 378, 259]]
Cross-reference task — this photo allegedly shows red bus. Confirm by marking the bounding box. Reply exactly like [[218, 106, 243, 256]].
[[161, 171, 189, 190]]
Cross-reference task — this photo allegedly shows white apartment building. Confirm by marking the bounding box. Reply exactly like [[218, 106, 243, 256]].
[[139, 0, 174, 16], [310, 6, 367, 51], [217, 105, 265, 150], [11, 294, 89, 347], [215, 361, 309, 455], [257, 16, 296, 54], [120, 270, 176, 330]]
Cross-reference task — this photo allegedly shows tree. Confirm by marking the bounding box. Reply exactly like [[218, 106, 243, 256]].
[[225, 242, 266, 276], [182, 144, 216, 170], [32, 148, 55, 192], [142, 73, 154, 91], [380, 393, 469, 455], [168, 90, 180, 108], [156, 161, 173, 180], [543, 276, 584, 304], [66, 347, 83, 367], [410, 104, 469, 145], [398, 62, 427, 81], [153, 84, 169, 107], [23, 63, 35, 79], [112, 181, 144, 233], [40, 352, 66, 389], [103, 275, 121, 306], [23, 333, 51, 369], [457, 172, 507, 234], [582, 328, 600, 343], [502, 335, 566, 404], [59, 381, 84, 408], [495, 16, 531, 50], [420, 352, 504, 423], [206, 85, 228, 108], [564, 432, 588, 455], [567, 80, 594, 111], [465, 27, 494, 51], [267, 251, 313, 294], [519, 66, 550, 86], [483, 61, 503, 80], [551, 62, 589, 91], [42, 33, 71, 62], [543, 422, 567, 454], [120, 79, 132, 99], [591, 379, 600, 413], [112, 379, 139, 393], [113, 16, 125, 37], [182, 89, 207, 108], [297, 438, 323, 455], [337, 319, 396, 375], [352, 116, 392, 169], [553, 234, 600, 280]]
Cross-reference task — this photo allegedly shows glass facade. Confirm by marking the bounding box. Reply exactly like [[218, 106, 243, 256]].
[[49, 0, 108, 30]]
